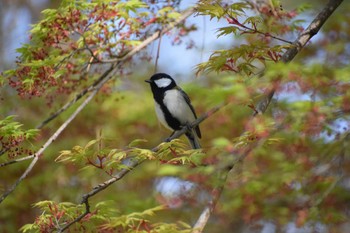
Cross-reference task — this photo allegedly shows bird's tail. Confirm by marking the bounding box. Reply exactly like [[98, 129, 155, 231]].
[[185, 129, 201, 149]]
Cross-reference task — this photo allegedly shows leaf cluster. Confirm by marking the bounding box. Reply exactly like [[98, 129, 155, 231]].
[[21, 200, 190, 233], [2, 0, 186, 103], [195, 0, 304, 75], [0, 116, 38, 158]]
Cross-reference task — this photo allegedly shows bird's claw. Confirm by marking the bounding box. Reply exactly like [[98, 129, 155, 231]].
[[182, 123, 192, 132]]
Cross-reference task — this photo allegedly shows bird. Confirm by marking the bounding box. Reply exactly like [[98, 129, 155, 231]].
[[145, 73, 201, 149]]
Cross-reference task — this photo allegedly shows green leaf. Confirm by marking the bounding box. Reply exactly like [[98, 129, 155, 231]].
[[85, 139, 98, 149], [243, 16, 262, 26], [156, 165, 184, 176], [196, 2, 226, 20], [212, 137, 232, 147], [33, 200, 55, 209], [230, 2, 250, 11], [19, 224, 38, 233], [128, 139, 148, 147], [216, 26, 238, 37]]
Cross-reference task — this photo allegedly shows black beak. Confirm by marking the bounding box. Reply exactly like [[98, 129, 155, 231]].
[[145, 79, 152, 83]]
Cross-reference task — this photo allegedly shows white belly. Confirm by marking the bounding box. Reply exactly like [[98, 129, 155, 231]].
[[163, 89, 195, 124]]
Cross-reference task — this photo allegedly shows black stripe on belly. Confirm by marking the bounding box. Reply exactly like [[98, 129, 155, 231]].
[[157, 99, 182, 131]]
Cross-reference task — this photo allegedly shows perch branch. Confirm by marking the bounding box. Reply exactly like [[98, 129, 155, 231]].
[[59, 104, 224, 232]]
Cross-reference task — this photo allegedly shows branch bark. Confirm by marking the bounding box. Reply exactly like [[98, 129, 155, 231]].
[[192, 0, 344, 231]]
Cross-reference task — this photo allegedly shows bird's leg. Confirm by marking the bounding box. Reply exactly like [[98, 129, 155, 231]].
[[166, 131, 176, 142], [178, 124, 193, 137], [184, 123, 192, 133]]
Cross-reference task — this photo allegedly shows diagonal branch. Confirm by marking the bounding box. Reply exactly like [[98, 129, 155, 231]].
[[58, 104, 224, 232], [254, 0, 343, 115], [0, 7, 195, 204], [192, 0, 344, 232]]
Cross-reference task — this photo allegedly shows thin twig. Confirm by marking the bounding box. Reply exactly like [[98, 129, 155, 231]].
[[199, 16, 206, 64], [220, 2, 293, 45], [227, 15, 293, 45], [0, 155, 34, 168], [59, 103, 225, 231], [154, 29, 162, 73], [191, 0, 344, 231]]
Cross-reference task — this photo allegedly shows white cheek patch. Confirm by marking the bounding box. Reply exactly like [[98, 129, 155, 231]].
[[154, 78, 172, 88]]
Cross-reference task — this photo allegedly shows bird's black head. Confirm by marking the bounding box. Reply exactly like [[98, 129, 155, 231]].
[[145, 73, 177, 91]]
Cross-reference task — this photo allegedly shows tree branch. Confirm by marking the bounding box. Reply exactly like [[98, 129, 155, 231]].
[[58, 104, 224, 231], [280, 0, 343, 63], [192, 0, 344, 231], [254, 0, 343, 115], [192, 176, 227, 233]]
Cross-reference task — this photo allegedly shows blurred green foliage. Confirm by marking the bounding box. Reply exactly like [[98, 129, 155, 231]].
[[1, 0, 350, 232]]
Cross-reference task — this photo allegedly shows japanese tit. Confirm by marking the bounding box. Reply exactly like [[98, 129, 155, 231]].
[[145, 73, 201, 149]]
